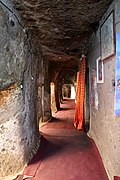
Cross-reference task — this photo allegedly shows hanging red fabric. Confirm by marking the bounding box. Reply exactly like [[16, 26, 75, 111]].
[[74, 56, 86, 131]]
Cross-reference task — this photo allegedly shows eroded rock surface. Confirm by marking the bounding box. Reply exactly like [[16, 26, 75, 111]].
[[11, 0, 113, 68]]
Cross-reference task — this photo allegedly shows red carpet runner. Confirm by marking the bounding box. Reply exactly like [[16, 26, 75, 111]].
[[21, 98, 108, 180]]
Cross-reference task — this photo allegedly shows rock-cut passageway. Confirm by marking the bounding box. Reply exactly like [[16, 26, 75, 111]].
[[18, 98, 108, 180]]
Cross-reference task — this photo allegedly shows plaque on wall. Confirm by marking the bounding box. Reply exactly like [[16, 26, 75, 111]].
[[96, 57, 104, 83], [100, 11, 115, 60]]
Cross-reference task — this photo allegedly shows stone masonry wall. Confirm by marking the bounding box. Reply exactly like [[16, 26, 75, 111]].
[[88, 0, 120, 179], [0, 2, 41, 178]]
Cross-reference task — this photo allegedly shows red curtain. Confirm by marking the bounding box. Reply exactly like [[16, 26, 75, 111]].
[[74, 56, 86, 131]]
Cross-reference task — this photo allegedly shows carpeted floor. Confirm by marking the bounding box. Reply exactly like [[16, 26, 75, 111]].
[[22, 98, 108, 180]]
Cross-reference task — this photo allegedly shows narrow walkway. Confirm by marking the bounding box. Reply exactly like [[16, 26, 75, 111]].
[[23, 98, 108, 180]]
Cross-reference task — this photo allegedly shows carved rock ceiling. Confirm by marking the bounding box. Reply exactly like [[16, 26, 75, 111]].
[[12, 0, 113, 69]]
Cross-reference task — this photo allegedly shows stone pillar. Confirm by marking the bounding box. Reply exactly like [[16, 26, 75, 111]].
[[59, 83, 63, 103], [38, 58, 52, 123], [55, 82, 60, 110], [38, 58, 44, 124], [50, 82, 57, 114], [43, 59, 52, 121]]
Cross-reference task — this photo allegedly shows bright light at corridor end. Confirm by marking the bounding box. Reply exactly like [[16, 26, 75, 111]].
[[71, 86, 76, 99]]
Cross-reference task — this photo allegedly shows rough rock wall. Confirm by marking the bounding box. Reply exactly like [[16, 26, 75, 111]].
[[0, 2, 40, 178], [11, 0, 113, 63], [88, 0, 120, 179]]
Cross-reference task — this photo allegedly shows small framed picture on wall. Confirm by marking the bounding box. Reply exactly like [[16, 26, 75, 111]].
[[96, 57, 104, 83]]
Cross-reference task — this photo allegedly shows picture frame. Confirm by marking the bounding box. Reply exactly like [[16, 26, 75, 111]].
[[96, 57, 104, 83], [100, 11, 115, 60]]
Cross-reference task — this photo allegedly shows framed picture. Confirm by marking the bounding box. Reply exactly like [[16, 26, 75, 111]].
[[100, 11, 115, 60], [96, 57, 104, 83]]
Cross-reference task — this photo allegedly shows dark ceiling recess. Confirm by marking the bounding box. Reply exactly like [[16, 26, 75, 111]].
[[89, 22, 99, 33], [11, 0, 113, 70]]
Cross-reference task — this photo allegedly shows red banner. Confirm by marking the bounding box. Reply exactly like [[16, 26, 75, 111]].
[[74, 56, 86, 131]]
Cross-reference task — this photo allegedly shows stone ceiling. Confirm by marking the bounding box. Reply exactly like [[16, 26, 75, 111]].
[[12, 0, 113, 69]]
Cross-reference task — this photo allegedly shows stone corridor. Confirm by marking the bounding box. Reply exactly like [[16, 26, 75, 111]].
[[0, 1, 120, 179]]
